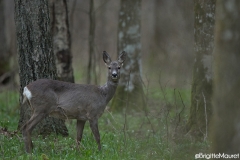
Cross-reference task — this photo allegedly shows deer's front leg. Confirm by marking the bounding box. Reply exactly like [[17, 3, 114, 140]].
[[89, 119, 101, 151], [76, 120, 86, 149]]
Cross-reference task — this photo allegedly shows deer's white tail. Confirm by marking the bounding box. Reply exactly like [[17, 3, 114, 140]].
[[22, 86, 32, 104]]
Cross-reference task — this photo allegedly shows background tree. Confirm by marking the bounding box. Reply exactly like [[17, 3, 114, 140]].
[[15, 0, 68, 136], [186, 0, 216, 140], [151, 0, 194, 86], [49, 0, 74, 82], [211, 0, 240, 153], [111, 0, 145, 111], [87, 0, 98, 84], [0, 0, 11, 85]]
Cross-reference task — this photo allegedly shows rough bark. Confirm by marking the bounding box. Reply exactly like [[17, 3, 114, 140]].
[[186, 0, 215, 140], [49, 0, 74, 83], [15, 0, 68, 136], [0, 0, 10, 78], [111, 0, 145, 111], [211, 0, 240, 153]]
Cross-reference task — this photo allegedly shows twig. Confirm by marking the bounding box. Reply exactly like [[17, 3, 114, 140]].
[[165, 107, 169, 147], [105, 109, 118, 132], [123, 70, 131, 147], [158, 75, 169, 146], [193, 98, 202, 137], [141, 75, 155, 134], [202, 91, 207, 141], [178, 91, 186, 122], [174, 88, 178, 117], [195, 98, 205, 139], [173, 90, 186, 134]]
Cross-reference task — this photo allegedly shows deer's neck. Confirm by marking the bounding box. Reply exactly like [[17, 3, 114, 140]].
[[100, 81, 118, 103]]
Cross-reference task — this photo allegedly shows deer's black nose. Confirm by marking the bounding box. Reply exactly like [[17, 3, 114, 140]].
[[112, 72, 117, 77]]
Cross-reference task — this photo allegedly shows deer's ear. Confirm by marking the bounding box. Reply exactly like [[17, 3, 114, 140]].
[[118, 51, 126, 65], [103, 51, 112, 65]]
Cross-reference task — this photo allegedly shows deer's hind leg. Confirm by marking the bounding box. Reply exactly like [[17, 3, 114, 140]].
[[89, 119, 101, 151], [22, 112, 46, 153]]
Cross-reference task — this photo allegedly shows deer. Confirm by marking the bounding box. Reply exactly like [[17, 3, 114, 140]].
[[21, 51, 125, 153]]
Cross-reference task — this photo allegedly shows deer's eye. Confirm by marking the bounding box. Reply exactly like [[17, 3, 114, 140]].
[[118, 66, 121, 69], [108, 67, 111, 70]]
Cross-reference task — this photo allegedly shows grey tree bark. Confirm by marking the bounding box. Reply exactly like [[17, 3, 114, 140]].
[[49, 0, 74, 83], [15, 0, 68, 136], [111, 0, 145, 111], [211, 0, 240, 153], [186, 0, 215, 140]]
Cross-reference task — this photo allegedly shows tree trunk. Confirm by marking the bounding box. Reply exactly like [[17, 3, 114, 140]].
[[186, 0, 216, 140], [211, 0, 240, 153], [0, 0, 10, 81], [87, 0, 98, 84], [49, 0, 74, 83], [15, 0, 68, 136], [111, 0, 145, 111]]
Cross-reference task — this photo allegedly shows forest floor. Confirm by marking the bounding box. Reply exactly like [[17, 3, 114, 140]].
[[0, 87, 208, 160]]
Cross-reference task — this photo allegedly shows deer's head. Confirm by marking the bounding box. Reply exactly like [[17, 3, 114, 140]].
[[103, 51, 125, 83]]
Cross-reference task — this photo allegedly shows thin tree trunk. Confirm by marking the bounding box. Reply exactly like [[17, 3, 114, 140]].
[[0, 0, 10, 79], [186, 0, 215, 140], [111, 0, 145, 111], [15, 0, 68, 136], [49, 0, 74, 83], [87, 0, 97, 84], [211, 0, 240, 153]]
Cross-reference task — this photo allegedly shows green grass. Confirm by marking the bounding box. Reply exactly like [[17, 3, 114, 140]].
[[0, 91, 19, 133], [0, 89, 208, 160]]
